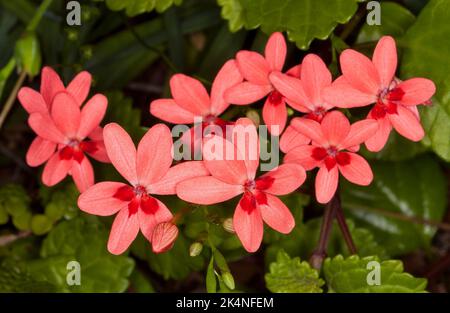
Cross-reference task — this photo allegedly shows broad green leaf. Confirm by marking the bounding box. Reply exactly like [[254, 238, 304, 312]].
[[0, 260, 56, 292], [30, 214, 53, 235], [26, 216, 134, 292], [265, 216, 388, 266], [400, 0, 450, 161], [323, 255, 427, 293], [218, 0, 360, 49], [265, 250, 324, 293], [94, 0, 183, 16], [341, 155, 447, 256], [356, 2, 415, 43]]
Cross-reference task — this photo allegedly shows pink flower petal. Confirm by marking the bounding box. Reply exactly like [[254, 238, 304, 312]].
[[71, 157, 94, 192], [340, 49, 380, 95], [233, 201, 263, 253], [269, 72, 313, 110], [26, 137, 56, 167], [236, 50, 271, 85], [285, 64, 301, 77], [18, 87, 48, 114], [388, 104, 424, 141], [365, 116, 392, 152], [78, 181, 129, 216], [151, 222, 178, 253], [322, 76, 377, 108], [265, 32, 286, 72], [42, 152, 71, 187], [67, 71, 92, 105], [176, 176, 243, 205], [280, 125, 311, 153], [86, 140, 110, 163], [103, 123, 138, 184], [301, 54, 332, 105], [372, 36, 397, 88], [149, 161, 209, 195], [315, 165, 339, 204], [291, 117, 327, 146], [150, 98, 196, 124], [51, 93, 81, 138], [341, 118, 378, 149], [210, 59, 243, 115], [259, 193, 295, 234], [232, 118, 260, 180], [77, 94, 107, 139], [107, 207, 140, 255], [136, 124, 173, 186], [170, 74, 210, 116], [320, 111, 350, 146], [40, 66, 64, 105], [259, 163, 306, 195], [283, 145, 320, 170], [139, 198, 173, 243], [202, 135, 248, 185], [224, 82, 272, 105], [28, 113, 66, 144], [262, 97, 287, 136], [338, 153, 373, 186], [396, 78, 436, 106]]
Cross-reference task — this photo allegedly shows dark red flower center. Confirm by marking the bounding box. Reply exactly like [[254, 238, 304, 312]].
[[240, 177, 274, 213], [58, 139, 98, 163], [268, 90, 283, 105], [113, 185, 159, 216], [311, 146, 351, 170], [305, 106, 327, 122], [202, 115, 232, 136], [372, 87, 404, 119]]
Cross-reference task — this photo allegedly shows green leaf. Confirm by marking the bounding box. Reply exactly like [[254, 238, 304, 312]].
[[0, 184, 31, 230], [94, 0, 183, 16], [40, 183, 79, 222], [26, 216, 134, 292], [341, 155, 447, 256], [323, 255, 427, 292], [128, 268, 155, 293], [206, 257, 217, 293], [0, 260, 56, 292], [218, 0, 360, 49], [30, 214, 53, 235], [265, 250, 324, 293], [400, 0, 450, 161], [356, 2, 415, 43]]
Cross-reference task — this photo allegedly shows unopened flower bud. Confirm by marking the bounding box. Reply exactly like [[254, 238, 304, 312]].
[[151, 222, 178, 253], [189, 242, 203, 257], [222, 218, 235, 233], [246, 110, 260, 126], [222, 272, 235, 290]]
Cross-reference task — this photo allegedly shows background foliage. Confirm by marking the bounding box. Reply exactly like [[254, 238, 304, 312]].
[[0, 0, 449, 293]]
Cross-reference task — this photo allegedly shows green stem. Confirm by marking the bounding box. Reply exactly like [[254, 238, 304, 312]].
[[0, 71, 27, 130], [26, 0, 53, 32]]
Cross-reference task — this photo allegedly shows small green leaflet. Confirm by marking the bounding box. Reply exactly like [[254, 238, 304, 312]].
[[93, 0, 183, 16]]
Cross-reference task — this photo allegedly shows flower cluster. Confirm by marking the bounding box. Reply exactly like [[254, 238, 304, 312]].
[[19, 34, 435, 255]]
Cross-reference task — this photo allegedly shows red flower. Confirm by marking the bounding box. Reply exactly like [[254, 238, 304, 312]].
[[18, 67, 94, 168], [150, 60, 243, 149], [27, 93, 109, 192], [269, 54, 336, 152], [284, 111, 377, 204], [322, 36, 436, 151], [176, 118, 306, 252], [224, 32, 303, 136], [78, 123, 209, 255]]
